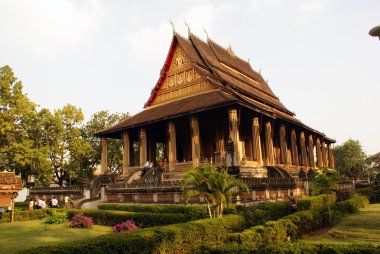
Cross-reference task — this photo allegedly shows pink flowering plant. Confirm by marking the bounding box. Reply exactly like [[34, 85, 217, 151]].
[[68, 213, 93, 228], [112, 219, 139, 233]]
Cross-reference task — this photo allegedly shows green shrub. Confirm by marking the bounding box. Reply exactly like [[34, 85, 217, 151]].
[[297, 194, 336, 211], [1, 209, 50, 223], [195, 242, 380, 254], [356, 187, 373, 197], [66, 209, 192, 228], [224, 219, 297, 245], [14, 201, 29, 209], [19, 215, 245, 254], [99, 204, 210, 220], [45, 211, 67, 224]]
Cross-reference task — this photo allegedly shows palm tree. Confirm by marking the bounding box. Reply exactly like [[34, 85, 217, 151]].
[[182, 164, 249, 218]]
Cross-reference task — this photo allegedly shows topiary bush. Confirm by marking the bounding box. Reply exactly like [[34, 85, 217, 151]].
[[297, 194, 336, 211], [66, 209, 192, 228], [45, 211, 67, 224], [1, 209, 51, 223]]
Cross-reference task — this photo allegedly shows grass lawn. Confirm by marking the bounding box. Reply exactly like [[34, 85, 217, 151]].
[[0, 219, 112, 254], [300, 203, 380, 246]]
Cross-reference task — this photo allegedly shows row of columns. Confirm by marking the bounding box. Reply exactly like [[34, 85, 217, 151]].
[[99, 107, 335, 173]]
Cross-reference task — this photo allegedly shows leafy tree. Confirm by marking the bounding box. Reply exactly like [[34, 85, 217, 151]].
[[334, 139, 366, 179], [182, 164, 249, 218], [365, 152, 380, 182], [310, 167, 340, 225], [47, 104, 85, 186], [81, 111, 128, 175], [0, 65, 52, 184]]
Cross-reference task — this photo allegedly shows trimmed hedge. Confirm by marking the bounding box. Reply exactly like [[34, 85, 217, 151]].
[[195, 242, 380, 254], [225, 219, 297, 245], [66, 209, 192, 227], [297, 194, 336, 211], [19, 214, 245, 254], [14, 201, 29, 209], [98, 204, 231, 220], [0, 209, 50, 223], [224, 195, 369, 246]]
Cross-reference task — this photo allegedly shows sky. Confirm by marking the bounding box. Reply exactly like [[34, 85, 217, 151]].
[[0, 0, 379, 155]]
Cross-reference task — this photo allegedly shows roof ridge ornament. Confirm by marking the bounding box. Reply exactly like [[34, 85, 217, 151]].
[[169, 19, 175, 34], [184, 19, 190, 35], [203, 27, 209, 40]]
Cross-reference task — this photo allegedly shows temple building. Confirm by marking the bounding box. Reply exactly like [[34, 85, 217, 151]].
[[94, 31, 335, 203]]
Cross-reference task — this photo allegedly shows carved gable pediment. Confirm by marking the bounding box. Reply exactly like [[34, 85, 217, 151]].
[[150, 45, 216, 106]]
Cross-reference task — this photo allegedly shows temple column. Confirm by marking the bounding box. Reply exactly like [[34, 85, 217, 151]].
[[290, 129, 299, 167], [168, 121, 177, 170], [308, 135, 316, 169], [300, 132, 308, 168], [228, 108, 240, 164], [122, 132, 130, 174], [191, 116, 201, 167], [328, 143, 335, 169], [251, 117, 261, 163], [315, 138, 323, 168], [101, 137, 108, 174], [139, 128, 147, 166], [216, 125, 226, 163], [279, 124, 288, 164], [265, 121, 275, 165], [321, 141, 328, 167]]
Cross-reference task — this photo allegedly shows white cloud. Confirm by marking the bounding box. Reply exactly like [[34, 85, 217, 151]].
[[124, 3, 233, 60], [247, 0, 284, 13], [0, 0, 107, 58]]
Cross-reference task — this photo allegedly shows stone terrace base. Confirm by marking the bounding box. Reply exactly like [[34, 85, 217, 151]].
[[106, 188, 306, 204]]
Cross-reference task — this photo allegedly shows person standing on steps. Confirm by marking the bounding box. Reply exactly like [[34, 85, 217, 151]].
[[64, 195, 71, 209]]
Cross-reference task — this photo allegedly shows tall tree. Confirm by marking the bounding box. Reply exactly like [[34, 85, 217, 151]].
[[81, 110, 128, 175], [334, 139, 366, 179], [0, 65, 51, 184], [47, 104, 85, 186], [365, 152, 380, 182]]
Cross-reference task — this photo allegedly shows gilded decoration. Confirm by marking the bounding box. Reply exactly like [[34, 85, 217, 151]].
[[151, 45, 215, 106]]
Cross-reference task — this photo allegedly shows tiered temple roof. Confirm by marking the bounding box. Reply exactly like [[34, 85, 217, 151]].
[[95, 32, 334, 142]]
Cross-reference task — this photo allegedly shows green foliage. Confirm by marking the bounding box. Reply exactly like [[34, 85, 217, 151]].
[[196, 242, 380, 254], [98, 204, 211, 220], [310, 168, 340, 196], [14, 201, 29, 209], [334, 139, 366, 178], [81, 110, 128, 175], [19, 215, 245, 254], [66, 209, 192, 227], [45, 211, 67, 224], [0, 209, 50, 223], [297, 194, 336, 210], [182, 164, 249, 218], [365, 152, 380, 182], [224, 219, 297, 245], [225, 195, 369, 247]]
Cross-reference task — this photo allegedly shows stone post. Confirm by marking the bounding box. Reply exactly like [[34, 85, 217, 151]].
[[122, 131, 130, 175], [265, 121, 275, 165], [139, 128, 147, 166], [328, 143, 335, 169], [191, 116, 201, 167], [279, 124, 288, 164], [290, 129, 299, 167], [101, 137, 108, 174], [308, 135, 316, 169], [321, 141, 328, 167], [251, 117, 261, 164], [315, 138, 323, 168], [168, 121, 177, 170], [228, 108, 240, 164], [300, 132, 308, 168]]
